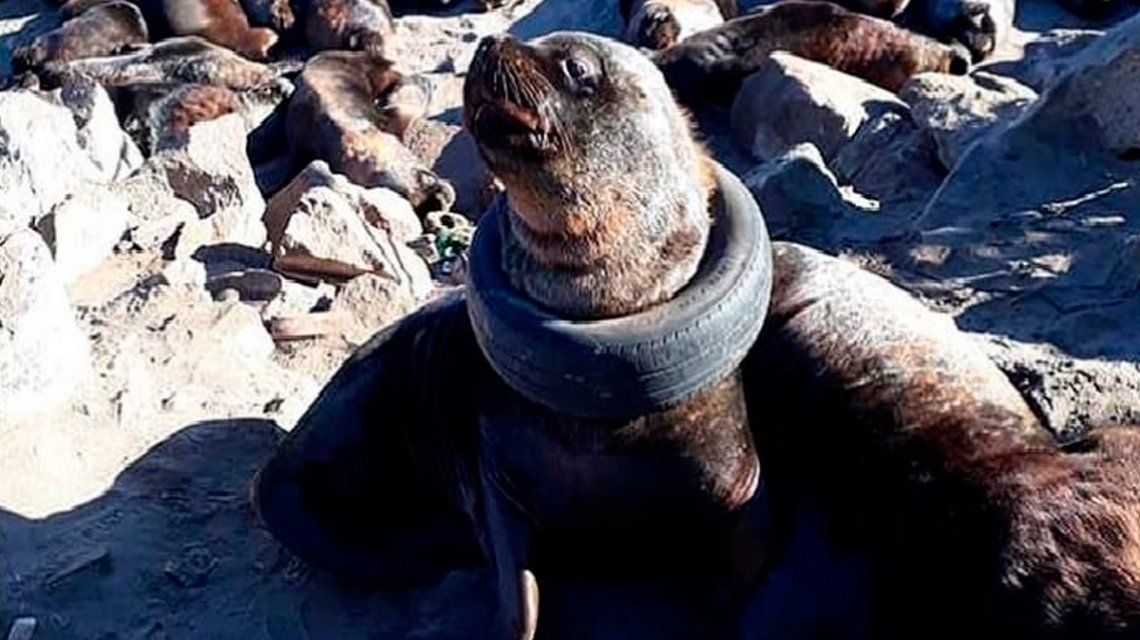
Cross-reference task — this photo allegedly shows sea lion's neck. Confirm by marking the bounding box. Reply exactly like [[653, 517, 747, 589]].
[[500, 183, 712, 319]]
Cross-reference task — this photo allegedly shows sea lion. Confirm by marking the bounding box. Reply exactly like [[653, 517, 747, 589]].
[[259, 30, 767, 639], [652, 0, 970, 105], [294, 0, 394, 54], [738, 0, 1006, 61], [620, 0, 738, 50], [251, 30, 1140, 640], [285, 50, 454, 213], [12, 1, 147, 73], [39, 37, 279, 91], [58, 0, 278, 60]]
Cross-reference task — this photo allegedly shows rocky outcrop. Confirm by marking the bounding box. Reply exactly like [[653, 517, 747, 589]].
[[730, 52, 907, 163]]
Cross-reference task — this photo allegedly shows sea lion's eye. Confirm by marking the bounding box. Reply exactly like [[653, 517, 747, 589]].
[[561, 56, 597, 92]]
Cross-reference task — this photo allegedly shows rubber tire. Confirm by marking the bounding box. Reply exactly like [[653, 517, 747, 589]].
[[466, 162, 772, 420]]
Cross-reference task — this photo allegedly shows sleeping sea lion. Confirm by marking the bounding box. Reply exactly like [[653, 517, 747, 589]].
[[58, 0, 279, 60], [652, 0, 970, 105], [12, 1, 148, 73], [284, 50, 454, 213]]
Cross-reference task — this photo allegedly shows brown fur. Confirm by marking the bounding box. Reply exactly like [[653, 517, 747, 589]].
[[286, 50, 455, 213], [654, 0, 969, 105], [296, 0, 393, 54], [745, 242, 1140, 638], [13, 0, 147, 72], [164, 83, 241, 135]]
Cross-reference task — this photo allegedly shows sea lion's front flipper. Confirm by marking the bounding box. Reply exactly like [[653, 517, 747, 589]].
[[252, 293, 486, 587]]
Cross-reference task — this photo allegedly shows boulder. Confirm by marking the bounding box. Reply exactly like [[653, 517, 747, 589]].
[[979, 335, 1140, 439], [730, 52, 907, 163], [405, 120, 497, 217], [113, 168, 201, 254], [741, 143, 879, 248], [0, 90, 109, 223], [150, 114, 268, 251], [981, 29, 1103, 92], [264, 161, 430, 299], [0, 230, 92, 422], [900, 71, 1038, 170]]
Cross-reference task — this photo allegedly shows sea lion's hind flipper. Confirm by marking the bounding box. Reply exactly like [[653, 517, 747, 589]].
[[252, 293, 485, 587]]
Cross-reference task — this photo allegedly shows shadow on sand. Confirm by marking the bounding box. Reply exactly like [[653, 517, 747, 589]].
[[1, 419, 730, 639]]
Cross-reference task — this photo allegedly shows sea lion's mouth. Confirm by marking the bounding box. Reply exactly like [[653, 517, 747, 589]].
[[463, 34, 556, 156]]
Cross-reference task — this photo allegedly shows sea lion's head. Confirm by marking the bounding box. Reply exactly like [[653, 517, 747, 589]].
[[463, 31, 715, 318]]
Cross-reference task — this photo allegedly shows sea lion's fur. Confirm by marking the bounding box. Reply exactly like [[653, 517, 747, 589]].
[[620, 0, 737, 50], [654, 0, 969, 105], [741, 242, 1140, 638], [286, 50, 455, 213], [13, 1, 147, 72], [58, 0, 278, 59]]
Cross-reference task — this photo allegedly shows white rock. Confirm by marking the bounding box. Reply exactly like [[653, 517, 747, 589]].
[[36, 184, 131, 283], [913, 14, 1140, 359], [832, 110, 944, 211], [265, 161, 430, 299], [405, 120, 496, 218], [730, 52, 907, 163], [0, 230, 92, 422], [980, 29, 1103, 93], [900, 71, 1037, 170], [113, 168, 201, 252], [0, 91, 107, 223], [159, 258, 209, 290], [56, 75, 144, 181], [151, 114, 267, 250], [330, 273, 422, 345]]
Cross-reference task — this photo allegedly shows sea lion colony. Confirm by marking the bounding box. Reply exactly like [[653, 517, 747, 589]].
[[1, 0, 1139, 637]]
